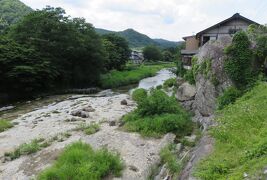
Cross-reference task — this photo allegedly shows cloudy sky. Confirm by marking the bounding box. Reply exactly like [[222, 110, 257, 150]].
[[20, 0, 267, 41]]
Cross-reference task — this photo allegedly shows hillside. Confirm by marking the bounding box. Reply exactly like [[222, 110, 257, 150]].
[[95, 28, 181, 48], [195, 82, 267, 179], [0, 0, 32, 29]]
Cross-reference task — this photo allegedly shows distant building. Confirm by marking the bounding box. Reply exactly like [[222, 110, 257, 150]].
[[181, 13, 259, 65], [130, 50, 144, 64]]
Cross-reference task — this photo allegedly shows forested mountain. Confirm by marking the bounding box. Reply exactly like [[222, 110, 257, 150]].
[[95, 28, 181, 48], [0, 0, 32, 31]]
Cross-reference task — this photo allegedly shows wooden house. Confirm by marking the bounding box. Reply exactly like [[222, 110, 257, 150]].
[[181, 13, 259, 65]]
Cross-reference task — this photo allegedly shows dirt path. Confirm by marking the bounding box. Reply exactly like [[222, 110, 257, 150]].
[[0, 93, 174, 180]]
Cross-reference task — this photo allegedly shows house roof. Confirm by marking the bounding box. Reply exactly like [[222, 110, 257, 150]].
[[182, 35, 196, 40], [196, 13, 260, 37]]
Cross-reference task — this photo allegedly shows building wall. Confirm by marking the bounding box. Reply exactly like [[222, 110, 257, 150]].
[[185, 36, 199, 51], [200, 19, 251, 45]]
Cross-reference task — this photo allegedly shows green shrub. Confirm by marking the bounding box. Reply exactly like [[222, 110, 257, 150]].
[[183, 70, 195, 85], [156, 85, 163, 90], [38, 142, 123, 180], [195, 83, 267, 179], [0, 119, 13, 132], [163, 78, 176, 89], [224, 31, 254, 88], [217, 87, 242, 110], [123, 89, 192, 137], [132, 88, 147, 102]]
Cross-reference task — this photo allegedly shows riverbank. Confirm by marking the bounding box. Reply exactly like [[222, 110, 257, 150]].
[[100, 63, 175, 89], [0, 68, 178, 179]]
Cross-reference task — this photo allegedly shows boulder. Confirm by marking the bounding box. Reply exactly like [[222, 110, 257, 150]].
[[177, 77, 185, 87], [176, 82, 196, 101], [71, 110, 89, 118], [121, 99, 128, 105], [82, 106, 95, 112]]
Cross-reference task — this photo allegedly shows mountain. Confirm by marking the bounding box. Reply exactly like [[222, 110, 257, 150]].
[[95, 28, 181, 49], [0, 0, 32, 27]]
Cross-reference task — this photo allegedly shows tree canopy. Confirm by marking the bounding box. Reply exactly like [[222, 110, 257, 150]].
[[143, 45, 163, 61]]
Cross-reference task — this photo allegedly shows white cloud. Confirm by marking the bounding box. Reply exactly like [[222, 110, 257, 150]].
[[20, 0, 267, 41]]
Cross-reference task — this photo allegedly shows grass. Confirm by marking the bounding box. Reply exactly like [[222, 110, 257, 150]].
[[5, 138, 45, 160], [123, 89, 192, 137], [0, 119, 13, 132], [160, 144, 182, 175], [194, 82, 267, 179], [100, 63, 175, 89], [4, 133, 72, 160], [38, 142, 123, 180], [75, 123, 100, 135]]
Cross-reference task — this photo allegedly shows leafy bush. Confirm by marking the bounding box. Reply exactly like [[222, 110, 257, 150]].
[[224, 31, 254, 88], [143, 45, 163, 61], [184, 70, 195, 85], [0, 119, 13, 132], [195, 83, 267, 179], [163, 78, 176, 89], [217, 87, 242, 110], [38, 142, 123, 180], [123, 89, 192, 137], [132, 88, 147, 102]]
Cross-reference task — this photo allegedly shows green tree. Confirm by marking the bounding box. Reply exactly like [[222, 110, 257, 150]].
[[102, 33, 131, 70], [143, 45, 163, 61], [224, 31, 254, 88], [162, 50, 174, 61], [8, 7, 105, 88], [0, 37, 57, 99]]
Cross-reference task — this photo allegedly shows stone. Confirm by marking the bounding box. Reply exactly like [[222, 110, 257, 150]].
[[176, 82, 196, 101], [129, 165, 139, 172], [176, 143, 182, 153], [82, 106, 95, 112], [109, 120, 116, 126], [71, 110, 89, 118], [121, 99, 128, 105]]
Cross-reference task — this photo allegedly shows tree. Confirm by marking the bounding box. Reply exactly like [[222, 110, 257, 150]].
[[102, 33, 131, 70], [162, 50, 174, 61], [0, 37, 57, 99], [143, 45, 163, 61], [8, 6, 106, 88]]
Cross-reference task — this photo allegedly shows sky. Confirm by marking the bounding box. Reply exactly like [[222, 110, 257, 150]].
[[20, 0, 267, 41]]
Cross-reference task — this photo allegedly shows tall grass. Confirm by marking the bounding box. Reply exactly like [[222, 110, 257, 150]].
[[195, 83, 267, 179], [38, 142, 123, 180], [0, 119, 13, 132], [100, 63, 175, 89]]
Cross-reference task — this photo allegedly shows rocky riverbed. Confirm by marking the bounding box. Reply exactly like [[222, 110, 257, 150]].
[[0, 68, 177, 180]]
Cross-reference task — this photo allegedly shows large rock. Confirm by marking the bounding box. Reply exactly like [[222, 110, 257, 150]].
[[176, 82, 196, 101], [194, 36, 233, 116]]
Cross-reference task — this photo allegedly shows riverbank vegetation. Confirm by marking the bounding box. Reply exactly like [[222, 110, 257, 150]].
[[38, 142, 123, 180], [195, 82, 267, 179], [100, 63, 175, 88], [123, 89, 192, 137]]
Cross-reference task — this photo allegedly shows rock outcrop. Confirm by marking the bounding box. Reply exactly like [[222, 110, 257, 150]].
[[194, 36, 233, 117]]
